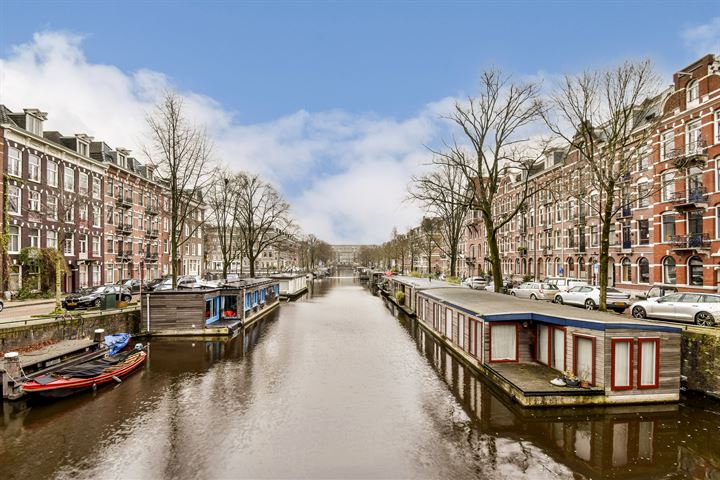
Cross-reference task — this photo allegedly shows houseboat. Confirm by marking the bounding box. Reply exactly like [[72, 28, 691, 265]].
[[381, 275, 460, 314], [411, 288, 681, 407], [142, 278, 280, 336], [269, 273, 308, 299]]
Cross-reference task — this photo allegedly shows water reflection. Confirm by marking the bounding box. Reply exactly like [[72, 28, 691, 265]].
[[391, 301, 720, 480]]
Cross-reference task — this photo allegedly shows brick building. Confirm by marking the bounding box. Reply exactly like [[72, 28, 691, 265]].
[[464, 54, 720, 295]]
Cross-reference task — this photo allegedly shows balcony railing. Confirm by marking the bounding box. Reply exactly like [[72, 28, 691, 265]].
[[622, 240, 632, 250], [620, 205, 632, 218], [115, 195, 133, 208], [671, 187, 708, 206], [671, 233, 710, 250], [145, 229, 159, 238], [145, 205, 160, 215], [116, 223, 133, 234]]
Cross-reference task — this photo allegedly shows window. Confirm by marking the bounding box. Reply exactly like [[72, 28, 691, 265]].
[[92, 177, 101, 199], [537, 324, 549, 365], [663, 257, 677, 284], [79, 172, 89, 195], [47, 160, 58, 187], [79, 234, 87, 254], [638, 339, 659, 389], [490, 324, 517, 362], [661, 171, 675, 202], [590, 225, 599, 247], [26, 114, 42, 135], [92, 205, 101, 227], [661, 130, 674, 160], [77, 141, 88, 156], [29, 190, 40, 212], [686, 119, 702, 154], [65, 204, 74, 223], [92, 236, 100, 256], [92, 264, 101, 286], [47, 230, 57, 249], [64, 167, 75, 192], [716, 112, 720, 144], [8, 147, 21, 177], [106, 235, 114, 254], [106, 205, 114, 224], [637, 181, 650, 208], [8, 185, 20, 215], [28, 154, 40, 182], [638, 219, 649, 245], [552, 328, 565, 371], [47, 195, 58, 220], [107, 178, 114, 197], [611, 339, 633, 390], [29, 228, 40, 248], [574, 335, 595, 385], [64, 234, 74, 255], [689, 256, 704, 286], [686, 80, 699, 107], [638, 258, 650, 284], [106, 263, 114, 284], [8, 226, 19, 253], [661, 215, 675, 242], [79, 204, 88, 221], [621, 258, 631, 282]]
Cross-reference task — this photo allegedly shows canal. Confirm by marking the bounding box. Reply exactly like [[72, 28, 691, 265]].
[[1, 277, 719, 479]]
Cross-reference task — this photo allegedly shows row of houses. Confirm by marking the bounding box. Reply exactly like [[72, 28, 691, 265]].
[[0, 105, 204, 293]]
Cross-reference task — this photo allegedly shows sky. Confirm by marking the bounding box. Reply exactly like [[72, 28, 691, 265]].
[[0, 1, 719, 244]]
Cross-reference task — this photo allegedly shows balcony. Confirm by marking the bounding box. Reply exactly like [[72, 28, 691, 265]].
[[116, 223, 133, 235], [671, 188, 708, 211], [517, 247, 528, 257], [144, 252, 159, 263], [145, 205, 160, 216], [146, 229, 159, 238], [115, 195, 133, 208], [670, 138, 708, 169], [79, 251, 88, 260], [670, 233, 710, 252], [464, 256, 476, 264], [542, 245, 553, 256]]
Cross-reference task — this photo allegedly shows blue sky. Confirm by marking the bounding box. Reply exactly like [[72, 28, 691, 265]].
[[1, 1, 719, 243]]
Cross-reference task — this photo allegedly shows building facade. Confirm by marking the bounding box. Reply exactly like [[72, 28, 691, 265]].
[[464, 54, 720, 295]]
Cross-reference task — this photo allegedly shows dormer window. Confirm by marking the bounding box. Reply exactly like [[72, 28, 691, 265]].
[[26, 115, 43, 136], [77, 141, 89, 157], [686, 80, 699, 108], [118, 154, 126, 168]]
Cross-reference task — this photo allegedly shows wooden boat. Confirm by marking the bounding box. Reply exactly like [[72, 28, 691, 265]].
[[21, 346, 147, 398]]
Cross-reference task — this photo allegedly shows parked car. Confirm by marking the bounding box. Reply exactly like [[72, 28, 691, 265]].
[[462, 276, 487, 289], [553, 285, 631, 313], [634, 285, 679, 301], [118, 278, 146, 293], [510, 282, 559, 301], [153, 275, 201, 291], [145, 275, 171, 292], [631, 293, 720, 326], [544, 277, 589, 292], [62, 285, 132, 310], [0, 299, 4, 312]]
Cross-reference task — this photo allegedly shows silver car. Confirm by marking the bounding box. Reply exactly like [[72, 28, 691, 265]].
[[553, 286, 631, 313], [631, 293, 720, 326], [510, 282, 558, 301], [462, 276, 487, 289]]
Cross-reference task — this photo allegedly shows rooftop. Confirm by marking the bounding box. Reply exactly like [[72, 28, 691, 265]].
[[420, 288, 682, 333]]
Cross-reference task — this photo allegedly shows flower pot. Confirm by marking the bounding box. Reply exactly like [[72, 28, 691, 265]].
[[579, 380, 590, 388]]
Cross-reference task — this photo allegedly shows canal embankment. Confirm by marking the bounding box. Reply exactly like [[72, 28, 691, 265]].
[[682, 325, 720, 399]]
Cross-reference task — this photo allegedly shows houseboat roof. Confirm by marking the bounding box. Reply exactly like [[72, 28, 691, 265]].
[[390, 276, 462, 290], [150, 277, 276, 294], [269, 273, 307, 279], [419, 288, 682, 333]]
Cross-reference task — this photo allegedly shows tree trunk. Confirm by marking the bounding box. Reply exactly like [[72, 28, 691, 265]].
[[598, 200, 614, 312], [487, 230, 503, 292], [449, 244, 457, 277]]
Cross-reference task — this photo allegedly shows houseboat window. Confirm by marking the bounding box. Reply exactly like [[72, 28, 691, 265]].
[[638, 338, 659, 388], [574, 336, 594, 385], [457, 314, 466, 350], [662, 257, 677, 284], [445, 309, 452, 338], [222, 296, 238, 318], [537, 325, 549, 364], [490, 324, 517, 362], [469, 320, 480, 358], [552, 328, 565, 371], [611, 339, 633, 390]]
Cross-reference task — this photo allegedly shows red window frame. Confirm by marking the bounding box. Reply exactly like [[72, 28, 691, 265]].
[[468, 318, 482, 360], [488, 322, 520, 363], [573, 334, 597, 386], [611, 338, 634, 391], [637, 338, 660, 389], [457, 313, 466, 351], [550, 326, 567, 372]]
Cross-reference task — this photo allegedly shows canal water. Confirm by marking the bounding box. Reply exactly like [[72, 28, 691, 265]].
[[1, 277, 719, 479]]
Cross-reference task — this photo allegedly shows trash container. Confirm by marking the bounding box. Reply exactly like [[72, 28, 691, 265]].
[[103, 293, 117, 309]]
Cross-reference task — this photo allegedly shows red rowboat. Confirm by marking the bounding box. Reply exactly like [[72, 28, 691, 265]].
[[21, 348, 147, 398]]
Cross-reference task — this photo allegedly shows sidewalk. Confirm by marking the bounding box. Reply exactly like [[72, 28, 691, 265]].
[[3, 298, 58, 309]]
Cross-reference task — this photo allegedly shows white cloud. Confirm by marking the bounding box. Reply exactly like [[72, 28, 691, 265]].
[[681, 17, 720, 57], [0, 31, 448, 244]]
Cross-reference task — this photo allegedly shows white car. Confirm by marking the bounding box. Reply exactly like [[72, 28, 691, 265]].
[[631, 293, 720, 326], [153, 275, 201, 291], [462, 276, 487, 289], [544, 277, 589, 292], [553, 285, 631, 313]]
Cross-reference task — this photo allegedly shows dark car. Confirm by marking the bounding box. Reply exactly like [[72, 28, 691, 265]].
[[146, 275, 172, 291], [119, 278, 146, 293], [62, 285, 132, 310]]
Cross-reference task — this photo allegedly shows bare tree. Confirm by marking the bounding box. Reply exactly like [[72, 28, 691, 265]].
[[410, 161, 471, 277], [435, 69, 546, 291], [545, 59, 662, 310], [236, 173, 295, 277], [145, 92, 213, 288], [206, 168, 244, 279], [419, 217, 441, 277]]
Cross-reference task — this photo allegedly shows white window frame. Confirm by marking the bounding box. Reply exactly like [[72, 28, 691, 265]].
[[28, 154, 40, 182], [64, 167, 75, 192], [64, 234, 74, 256], [686, 80, 699, 108], [28, 228, 40, 248], [661, 130, 674, 161], [29, 190, 41, 212], [8, 185, 21, 215], [92, 205, 101, 228], [8, 147, 21, 177], [92, 236, 100, 256], [8, 226, 20, 253], [47, 160, 58, 187], [92, 177, 101, 199], [686, 119, 702, 154], [79, 172, 89, 195], [47, 230, 57, 249]]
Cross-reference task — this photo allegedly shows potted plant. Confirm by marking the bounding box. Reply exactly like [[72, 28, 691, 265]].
[[563, 371, 580, 387], [578, 368, 591, 388]]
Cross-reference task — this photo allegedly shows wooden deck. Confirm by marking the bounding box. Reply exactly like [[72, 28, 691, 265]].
[[487, 362, 604, 397]]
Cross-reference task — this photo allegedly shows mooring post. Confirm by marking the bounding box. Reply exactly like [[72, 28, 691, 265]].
[[94, 328, 105, 343]]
